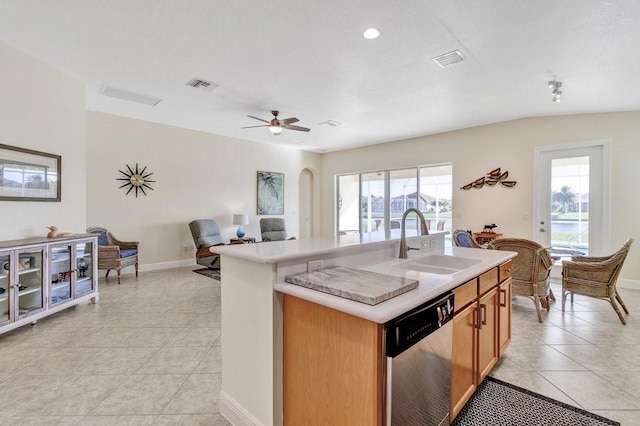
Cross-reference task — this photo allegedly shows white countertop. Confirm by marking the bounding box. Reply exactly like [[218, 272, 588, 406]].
[[274, 246, 516, 324], [213, 230, 444, 264]]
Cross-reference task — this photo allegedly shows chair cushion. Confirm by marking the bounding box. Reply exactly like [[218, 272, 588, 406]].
[[189, 220, 224, 248], [120, 249, 138, 258], [93, 230, 109, 246], [455, 232, 474, 247], [262, 231, 287, 241]]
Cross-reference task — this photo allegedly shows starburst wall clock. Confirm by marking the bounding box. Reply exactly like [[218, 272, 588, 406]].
[[116, 163, 156, 197]]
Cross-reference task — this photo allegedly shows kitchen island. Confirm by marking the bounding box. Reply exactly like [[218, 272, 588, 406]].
[[213, 232, 515, 426]]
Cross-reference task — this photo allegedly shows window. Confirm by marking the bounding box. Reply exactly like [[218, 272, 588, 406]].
[[337, 164, 452, 238]]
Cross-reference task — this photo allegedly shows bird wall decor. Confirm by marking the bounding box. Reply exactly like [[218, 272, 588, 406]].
[[461, 167, 517, 190]]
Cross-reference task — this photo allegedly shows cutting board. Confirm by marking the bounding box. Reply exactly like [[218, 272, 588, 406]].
[[285, 266, 418, 305]]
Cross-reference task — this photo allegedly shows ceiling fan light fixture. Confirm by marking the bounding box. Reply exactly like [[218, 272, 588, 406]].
[[269, 124, 282, 135]]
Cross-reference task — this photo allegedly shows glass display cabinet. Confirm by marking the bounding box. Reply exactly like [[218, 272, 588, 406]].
[[0, 235, 98, 335]]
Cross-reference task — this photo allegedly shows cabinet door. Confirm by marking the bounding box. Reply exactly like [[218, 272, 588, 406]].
[[0, 251, 10, 325], [49, 244, 73, 306], [15, 248, 45, 318], [451, 302, 477, 421], [74, 240, 95, 297], [477, 287, 499, 382], [498, 278, 512, 356]]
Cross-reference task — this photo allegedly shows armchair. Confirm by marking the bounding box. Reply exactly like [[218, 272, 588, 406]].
[[189, 219, 225, 269], [562, 238, 634, 325], [488, 238, 553, 323], [260, 218, 296, 242], [452, 229, 483, 248], [87, 227, 139, 285]]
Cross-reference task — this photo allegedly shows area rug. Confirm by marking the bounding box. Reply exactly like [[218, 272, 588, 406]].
[[193, 268, 221, 281], [452, 376, 620, 426]]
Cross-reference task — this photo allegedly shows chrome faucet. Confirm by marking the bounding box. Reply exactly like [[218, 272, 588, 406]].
[[399, 208, 429, 259]]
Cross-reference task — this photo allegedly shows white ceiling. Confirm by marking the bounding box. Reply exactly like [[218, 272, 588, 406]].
[[1, 1, 639, 152]]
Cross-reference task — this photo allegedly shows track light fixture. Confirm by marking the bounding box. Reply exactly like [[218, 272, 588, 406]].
[[548, 80, 562, 103]]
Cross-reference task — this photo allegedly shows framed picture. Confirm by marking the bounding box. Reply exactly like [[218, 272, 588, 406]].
[[0, 143, 61, 201], [257, 171, 284, 215]]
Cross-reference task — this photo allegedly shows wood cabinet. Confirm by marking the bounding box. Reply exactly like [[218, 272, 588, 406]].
[[283, 294, 384, 426], [0, 235, 98, 335], [450, 260, 512, 421]]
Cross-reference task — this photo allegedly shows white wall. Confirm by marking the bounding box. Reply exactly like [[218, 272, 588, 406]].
[[0, 41, 86, 240], [86, 111, 322, 268], [320, 112, 640, 280]]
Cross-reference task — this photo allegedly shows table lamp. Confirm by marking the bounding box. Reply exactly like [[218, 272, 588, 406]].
[[233, 214, 249, 238]]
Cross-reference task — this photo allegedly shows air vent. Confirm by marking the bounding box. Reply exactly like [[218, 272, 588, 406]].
[[99, 86, 162, 106], [186, 78, 218, 91], [319, 120, 341, 127], [432, 50, 465, 68]]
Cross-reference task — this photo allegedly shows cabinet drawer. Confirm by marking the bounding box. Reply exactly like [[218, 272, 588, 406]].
[[478, 268, 498, 295], [499, 261, 512, 282], [453, 278, 477, 312]]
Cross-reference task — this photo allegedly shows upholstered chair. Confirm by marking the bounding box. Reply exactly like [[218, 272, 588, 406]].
[[488, 238, 553, 323], [86, 227, 139, 284], [452, 229, 483, 248], [260, 218, 296, 242], [189, 219, 225, 269], [562, 238, 634, 325]]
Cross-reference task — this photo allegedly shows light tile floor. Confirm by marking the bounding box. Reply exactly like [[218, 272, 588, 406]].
[[0, 267, 230, 425], [491, 280, 640, 425], [1, 267, 639, 425]]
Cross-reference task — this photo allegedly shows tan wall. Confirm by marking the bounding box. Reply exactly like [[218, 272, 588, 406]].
[[0, 41, 86, 240], [86, 112, 322, 268], [320, 112, 640, 280]]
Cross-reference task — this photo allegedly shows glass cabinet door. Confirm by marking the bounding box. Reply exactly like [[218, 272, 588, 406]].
[[75, 240, 94, 297], [49, 244, 73, 306], [0, 252, 9, 325], [16, 248, 44, 318]]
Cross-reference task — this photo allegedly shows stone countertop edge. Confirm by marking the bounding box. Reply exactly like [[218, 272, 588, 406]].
[[274, 249, 517, 324]]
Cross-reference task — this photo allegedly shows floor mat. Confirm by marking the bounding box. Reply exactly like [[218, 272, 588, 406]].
[[452, 376, 620, 426], [193, 268, 221, 280]]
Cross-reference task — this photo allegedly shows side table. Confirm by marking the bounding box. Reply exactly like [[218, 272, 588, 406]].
[[473, 232, 503, 245], [230, 237, 256, 244]]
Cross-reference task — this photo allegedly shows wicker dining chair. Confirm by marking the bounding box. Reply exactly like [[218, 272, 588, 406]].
[[488, 238, 553, 323], [561, 238, 634, 325], [87, 227, 139, 284], [452, 229, 483, 249]]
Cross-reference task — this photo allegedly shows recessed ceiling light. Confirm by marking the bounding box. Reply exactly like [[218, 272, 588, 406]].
[[363, 28, 380, 40]]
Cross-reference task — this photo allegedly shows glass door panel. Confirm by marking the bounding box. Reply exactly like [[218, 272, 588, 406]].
[[50, 244, 72, 306], [75, 241, 94, 296], [337, 174, 361, 235], [0, 252, 9, 324], [389, 169, 418, 235], [16, 249, 44, 317], [361, 172, 386, 234], [419, 164, 453, 238], [550, 156, 590, 255]]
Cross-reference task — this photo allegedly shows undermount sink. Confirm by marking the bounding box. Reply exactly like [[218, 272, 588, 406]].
[[399, 254, 482, 274]]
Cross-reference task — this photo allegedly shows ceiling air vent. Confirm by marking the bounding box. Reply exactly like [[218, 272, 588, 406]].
[[186, 78, 218, 91], [99, 86, 162, 106], [432, 50, 465, 68]]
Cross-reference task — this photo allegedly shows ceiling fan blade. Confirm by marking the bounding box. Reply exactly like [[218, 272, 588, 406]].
[[241, 125, 269, 129], [247, 115, 270, 123], [284, 124, 311, 132], [280, 117, 299, 125]]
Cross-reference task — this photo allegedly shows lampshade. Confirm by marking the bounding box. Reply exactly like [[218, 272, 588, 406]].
[[233, 214, 249, 226]]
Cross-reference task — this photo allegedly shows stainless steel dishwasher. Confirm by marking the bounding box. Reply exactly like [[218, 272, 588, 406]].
[[384, 292, 454, 426]]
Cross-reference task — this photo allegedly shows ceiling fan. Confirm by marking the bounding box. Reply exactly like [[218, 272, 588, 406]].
[[242, 110, 310, 135]]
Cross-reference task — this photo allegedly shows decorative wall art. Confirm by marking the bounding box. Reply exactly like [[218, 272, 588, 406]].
[[257, 171, 284, 215], [116, 163, 156, 197], [0, 143, 61, 201], [461, 167, 517, 190]]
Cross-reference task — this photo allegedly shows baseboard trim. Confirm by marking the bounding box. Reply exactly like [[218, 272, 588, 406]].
[[219, 391, 263, 426], [618, 278, 640, 291]]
